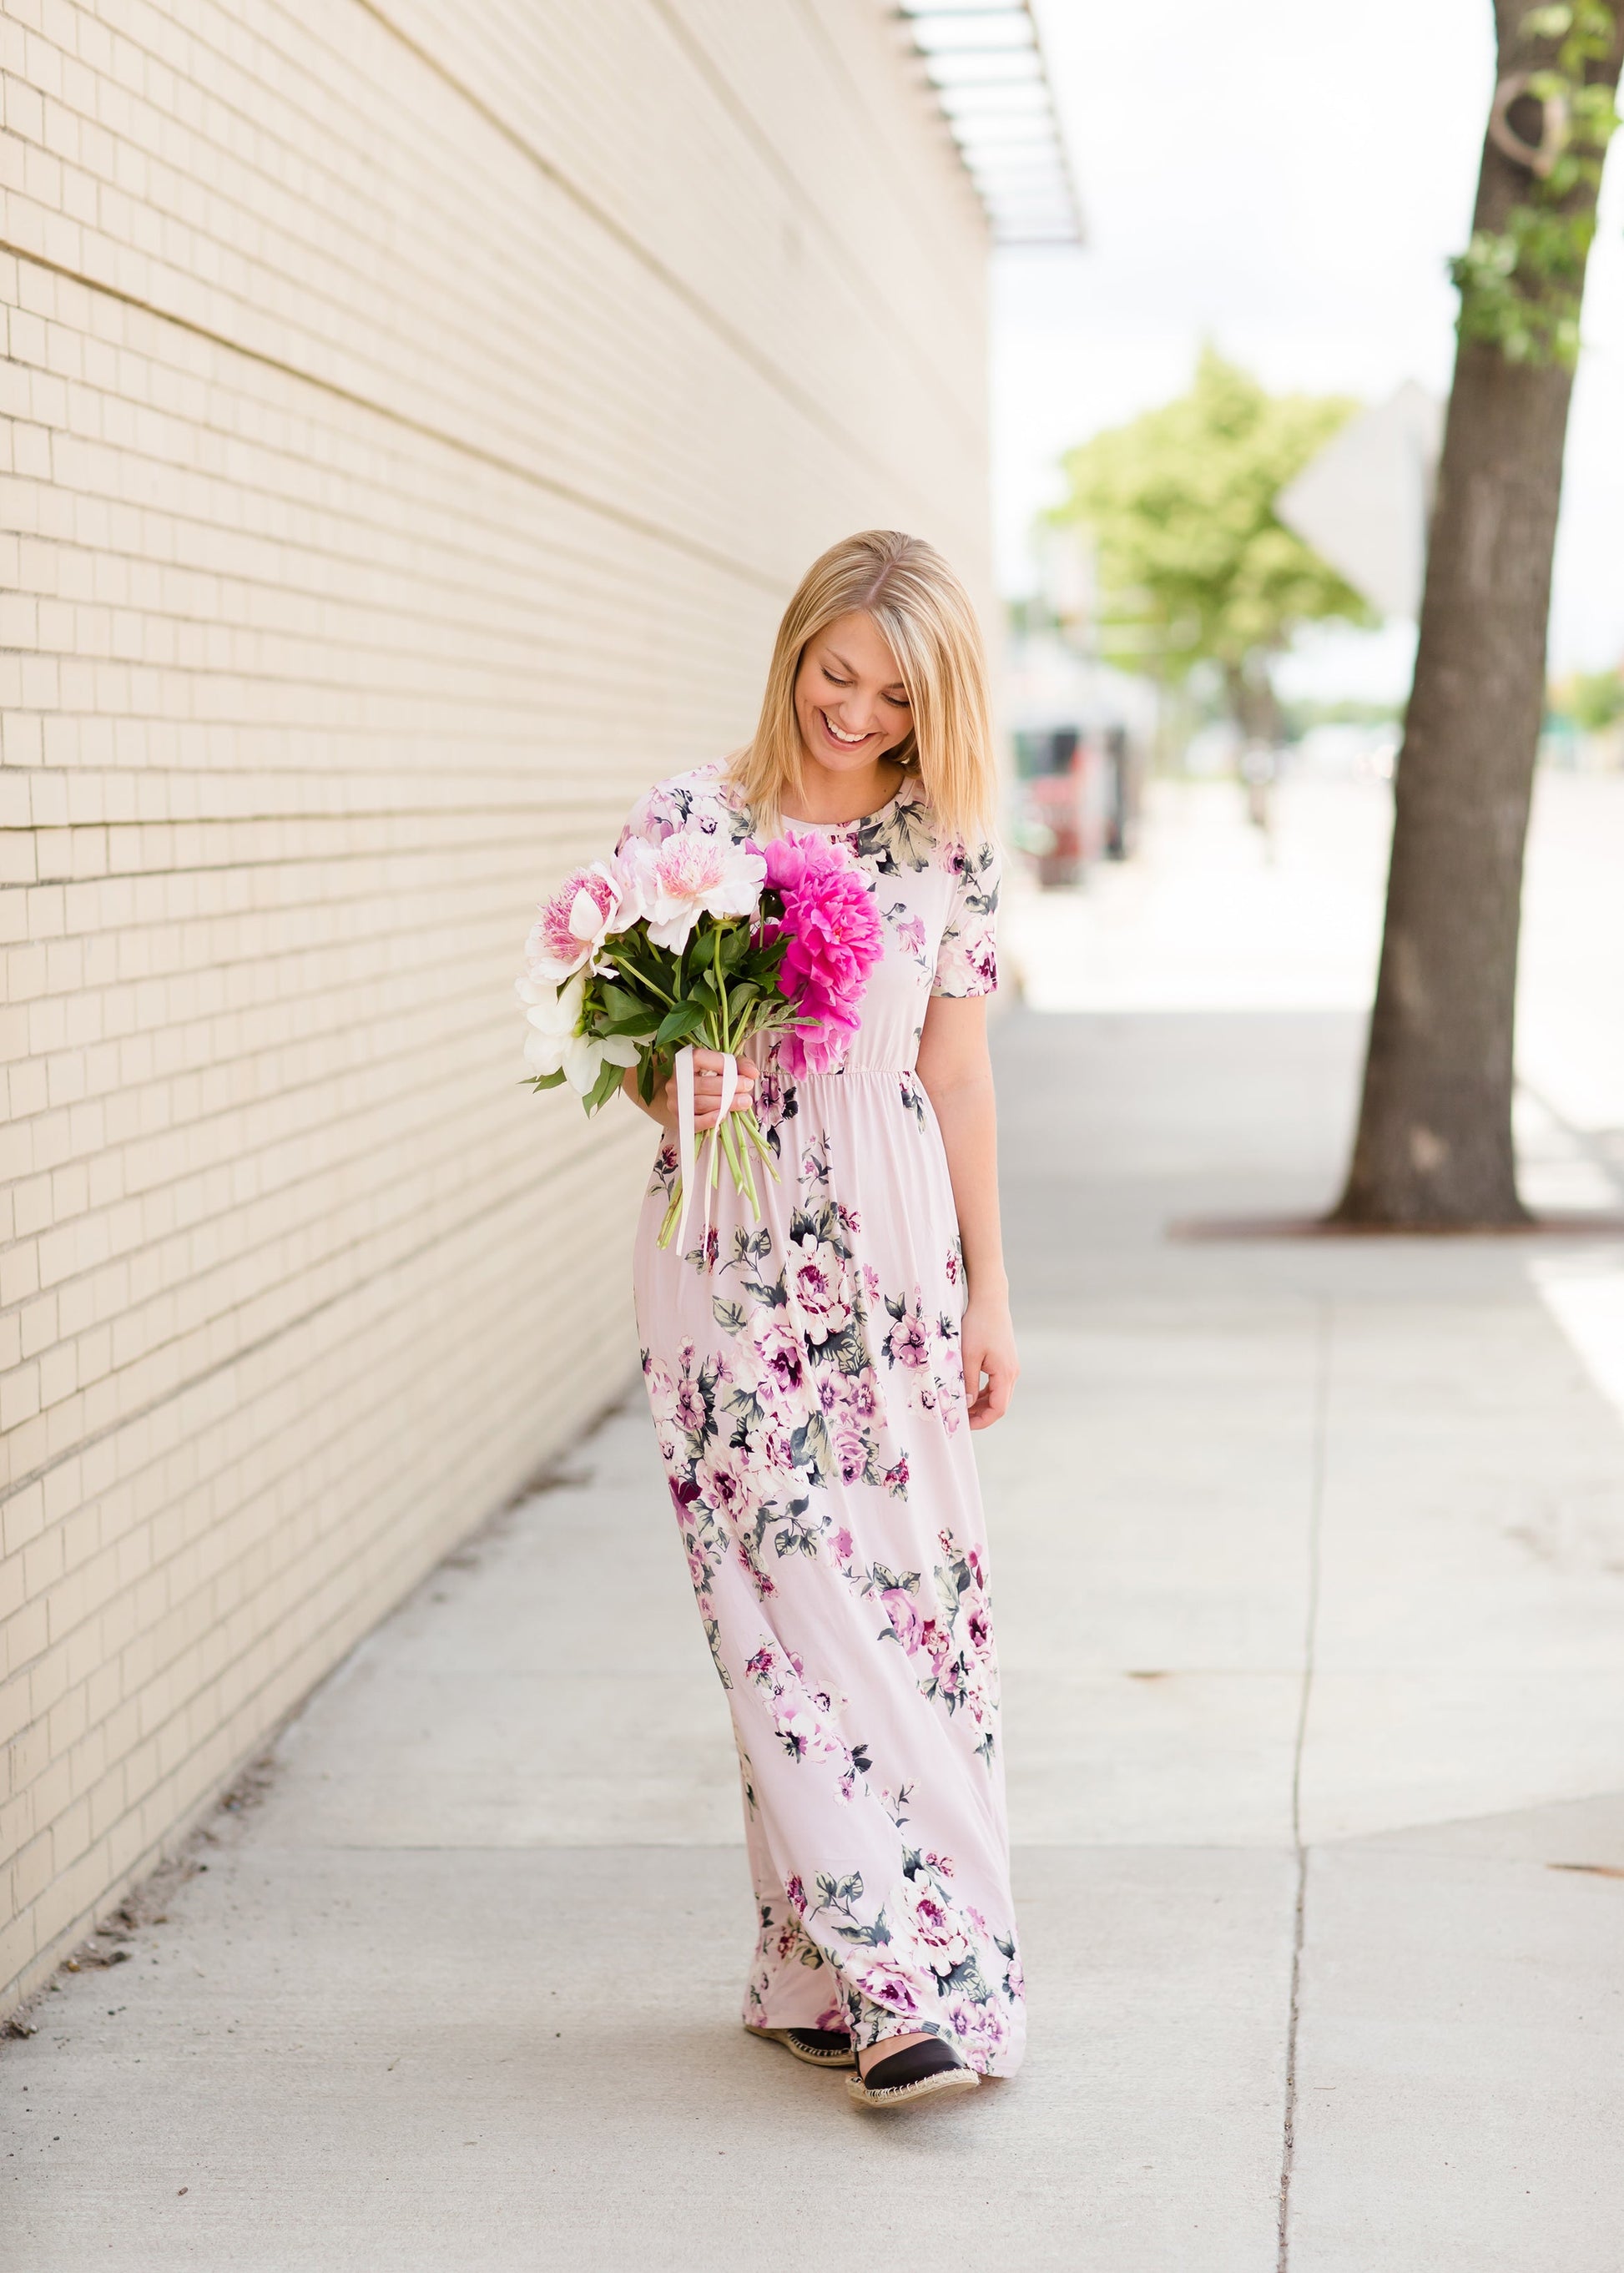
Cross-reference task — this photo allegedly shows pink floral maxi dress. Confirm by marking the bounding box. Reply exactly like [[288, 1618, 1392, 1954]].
[[624, 764, 1025, 2075]]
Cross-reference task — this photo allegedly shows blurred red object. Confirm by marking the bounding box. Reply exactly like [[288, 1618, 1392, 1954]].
[[1014, 727, 1134, 888]]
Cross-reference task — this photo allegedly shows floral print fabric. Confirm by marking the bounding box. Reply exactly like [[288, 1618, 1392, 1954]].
[[626, 764, 1023, 2074]]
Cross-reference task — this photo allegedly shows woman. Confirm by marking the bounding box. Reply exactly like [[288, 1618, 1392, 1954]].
[[621, 530, 1023, 2111]]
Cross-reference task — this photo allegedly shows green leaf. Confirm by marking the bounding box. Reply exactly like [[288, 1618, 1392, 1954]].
[[583, 1058, 624, 1114], [655, 1000, 705, 1046], [525, 1069, 568, 1091]]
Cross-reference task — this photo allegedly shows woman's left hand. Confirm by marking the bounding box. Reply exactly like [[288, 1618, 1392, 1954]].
[[961, 1293, 1019, 1431]]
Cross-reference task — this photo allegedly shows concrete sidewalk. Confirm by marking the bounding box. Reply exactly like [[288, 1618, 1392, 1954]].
[[6, 995, 1624, 2270]]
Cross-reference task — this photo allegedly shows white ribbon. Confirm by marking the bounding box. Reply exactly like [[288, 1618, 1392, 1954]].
[[673, 1044, 738, 1255]]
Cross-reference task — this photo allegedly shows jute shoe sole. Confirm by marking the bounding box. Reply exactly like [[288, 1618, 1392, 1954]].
[[846, 2064, 980, 2111], [744, 2024, 857, 2069]]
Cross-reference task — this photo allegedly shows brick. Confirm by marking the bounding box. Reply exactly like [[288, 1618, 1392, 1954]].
[[0, 0, 990, 2023]]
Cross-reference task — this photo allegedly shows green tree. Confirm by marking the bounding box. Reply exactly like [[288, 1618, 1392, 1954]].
[[1335, 0, 1623, 1227], [1050, 348, 1372, 742], [1552, 667, 1624, 732]]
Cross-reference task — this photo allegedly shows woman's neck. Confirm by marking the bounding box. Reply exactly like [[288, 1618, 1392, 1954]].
[[779, 753, 905, 826]]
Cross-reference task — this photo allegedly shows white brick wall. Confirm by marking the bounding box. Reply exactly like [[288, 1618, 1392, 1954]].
[[0, 0, 990, 2015]]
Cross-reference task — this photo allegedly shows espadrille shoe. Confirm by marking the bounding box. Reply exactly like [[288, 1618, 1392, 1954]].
[[744, 2024, 857, 2069], [846, 2038, 979, 2111]]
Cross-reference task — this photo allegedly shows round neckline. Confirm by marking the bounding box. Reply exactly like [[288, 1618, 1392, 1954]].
[[780, 772, 915, 833]]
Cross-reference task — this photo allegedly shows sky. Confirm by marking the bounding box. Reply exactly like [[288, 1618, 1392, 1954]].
[[996, 0, 1624, 693]]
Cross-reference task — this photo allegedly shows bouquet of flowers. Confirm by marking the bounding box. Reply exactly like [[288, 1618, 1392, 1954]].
[[518, 821, 884, 1247]]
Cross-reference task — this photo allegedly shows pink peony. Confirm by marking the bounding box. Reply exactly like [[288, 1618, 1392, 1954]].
[[763, 834, 885, 1076], [833, 1429, 868, 1485], [786, 1232, 853, 1343], [524, 856, 638, 984], [753, 1321, 804, 1404], [697, 1450, 751, 1523]]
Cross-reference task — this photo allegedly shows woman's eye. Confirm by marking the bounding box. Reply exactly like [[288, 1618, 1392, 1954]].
[[823, 669, 851, 688]]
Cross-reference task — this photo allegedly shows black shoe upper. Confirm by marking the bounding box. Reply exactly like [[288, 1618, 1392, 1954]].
[[860, 2037, 966, 2092]]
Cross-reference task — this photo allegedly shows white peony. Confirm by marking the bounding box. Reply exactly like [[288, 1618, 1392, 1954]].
[[623, 828, 765, 951], [519, 970, 639, 1095]]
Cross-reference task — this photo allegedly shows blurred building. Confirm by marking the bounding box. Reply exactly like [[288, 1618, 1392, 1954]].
[[0, 2, 1077, 2018]]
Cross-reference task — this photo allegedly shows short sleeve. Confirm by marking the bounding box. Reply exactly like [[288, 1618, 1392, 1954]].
[[615, 779, 677, 856], [931, 837, 1001, 998], [615, 764, 747, 858]]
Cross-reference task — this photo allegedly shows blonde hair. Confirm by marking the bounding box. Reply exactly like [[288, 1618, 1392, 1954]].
[[730, 530, 996, 844]]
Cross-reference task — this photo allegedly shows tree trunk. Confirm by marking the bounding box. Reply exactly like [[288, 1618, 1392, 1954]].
[[1334, 1, 1624, 1227], [1221, 657, 1279, 742]]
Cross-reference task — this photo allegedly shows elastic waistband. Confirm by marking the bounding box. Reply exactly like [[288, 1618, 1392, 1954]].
[[792, 1065, 915, 1081]]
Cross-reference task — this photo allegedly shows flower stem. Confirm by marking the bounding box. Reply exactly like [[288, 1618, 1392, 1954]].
[[739, 1111, 778, 1172], [720, 1114, 757, 1212], [714, 926, 732, 1052], [603, 941, 675, 1007]]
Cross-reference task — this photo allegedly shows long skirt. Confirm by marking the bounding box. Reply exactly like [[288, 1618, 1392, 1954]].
[[632, 1061, 1025, 2074]]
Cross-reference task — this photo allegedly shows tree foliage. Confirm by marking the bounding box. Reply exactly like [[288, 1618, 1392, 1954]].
[[1551, 665, 1624, 729], [1452, 1, 1621, 367], [1049, 349, 1373, 734]]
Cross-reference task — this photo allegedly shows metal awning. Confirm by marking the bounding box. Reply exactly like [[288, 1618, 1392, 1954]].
[[897, 3, 1083, 247]]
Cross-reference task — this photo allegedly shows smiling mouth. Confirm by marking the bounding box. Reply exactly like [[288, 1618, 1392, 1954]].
[[819, 710, 873, 748]]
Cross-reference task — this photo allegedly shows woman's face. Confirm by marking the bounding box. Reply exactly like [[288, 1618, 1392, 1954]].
[[793, 610, 912, 777]]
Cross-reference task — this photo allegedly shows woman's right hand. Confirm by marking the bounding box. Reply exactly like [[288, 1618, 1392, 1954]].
[[625, 1047, 759, 1135]]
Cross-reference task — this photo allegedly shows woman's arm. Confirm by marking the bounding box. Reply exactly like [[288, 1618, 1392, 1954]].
[[915, 995, 1019, 1430]]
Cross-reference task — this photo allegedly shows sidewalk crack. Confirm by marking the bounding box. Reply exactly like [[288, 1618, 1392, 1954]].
[[1278, 1298, 1332, 2271]]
